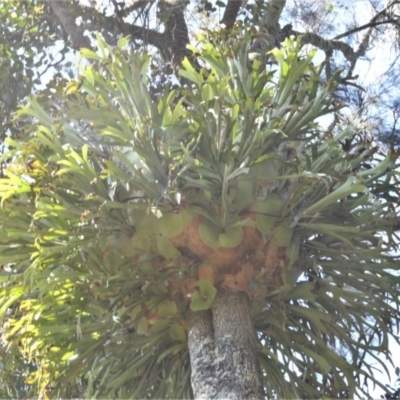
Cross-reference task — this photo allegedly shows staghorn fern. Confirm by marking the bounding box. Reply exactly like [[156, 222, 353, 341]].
[[0, 30, 399, 398]]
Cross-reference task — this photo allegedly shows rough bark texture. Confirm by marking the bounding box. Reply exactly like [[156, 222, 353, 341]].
[[161, 0, 191, 72], [188, 310, 217, 399], [43, 0, 386, 90], [44, 0, 91, 50], [250, 0, 287, 62], [188, 289, 264, 400], [212, 289, 264, 400], [221, 0, 244, 30], [261, 0, 287, 32]]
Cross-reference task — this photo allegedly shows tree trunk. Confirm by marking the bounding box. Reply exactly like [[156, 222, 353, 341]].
[[188, 289, 264, 399], [187, 309, 217, 399]]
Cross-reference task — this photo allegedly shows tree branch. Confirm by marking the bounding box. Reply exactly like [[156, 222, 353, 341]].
[[274, 1, 400, 81], [220, 0, 244, 30], [290, 29, 356, 62], [78, 12, 166, 54], [46, 0, 190, 81], [111, 0, 155, 22], [333, 0, 400, 41], [334, 18, 399, 40], [260, 0, 287, 30], [252, 0, 287, 54], [290, 27, 375, 77], [123, 0, 154, 14], [128, 23, 166, 49], [160, 0, 191, 71], [44, 0, 91, 50]]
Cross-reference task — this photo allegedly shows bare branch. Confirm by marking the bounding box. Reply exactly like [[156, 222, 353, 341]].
[[292, 28, 373, 77], [349, 27, 374, 74], [252, 0, 287, 54], [160, 0, 191, 72], [260, 0, 287, 29], [44, 0, 91, 50], [45, 0, 190, 80], [126, 23, 165, 49], [220, 0, 244, 30], [334, 0, 400, 40], [285, 0, 399, 76], [76, 12, 165, 54], [125, 0, 155, 14], [290, 29, 356, 61], [334, 18, 399, 40]]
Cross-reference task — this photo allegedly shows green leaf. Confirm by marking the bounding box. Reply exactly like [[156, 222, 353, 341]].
[[180, 57, 204, 85], [198, 222, 220, 248], [156, 236, 181, 259], [218, 226, 243, 247], [301, 177, 366, 216], [156, 300, 178, 317], [169, 323, 187, 342], [272, 225, 292, 247], [190, 280, 217, 311], [158, 209, 196, 238]]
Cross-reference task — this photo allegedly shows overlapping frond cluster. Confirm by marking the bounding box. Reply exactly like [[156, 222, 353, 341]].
[[0, 30, 399, 398]]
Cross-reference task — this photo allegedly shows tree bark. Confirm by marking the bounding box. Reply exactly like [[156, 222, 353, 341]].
[[160, 0, 191, 73], [220, 0, 244, 30], [44, 0, 91, 50], [251, 0, 287, 61], [188, 310, 217, 399], [212, 289, 264, 400], [188, 289, 264, 400]]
